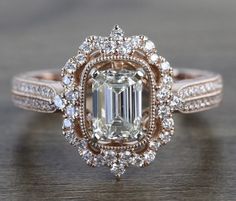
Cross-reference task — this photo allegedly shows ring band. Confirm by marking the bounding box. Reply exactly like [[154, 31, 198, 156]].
[[11, 25, 223, 178]]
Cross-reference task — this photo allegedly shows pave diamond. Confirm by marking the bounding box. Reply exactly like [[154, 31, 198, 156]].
[[92, 69, 144, 141]]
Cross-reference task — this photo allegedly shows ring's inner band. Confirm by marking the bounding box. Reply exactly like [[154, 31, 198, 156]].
[[12, 68, 223, 114]]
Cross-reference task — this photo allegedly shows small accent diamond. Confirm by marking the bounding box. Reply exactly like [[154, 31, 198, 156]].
[[66, 105, 78, 118], [64, 131, 76, 144], [156, 87, 171, 101], [157, 105, 171, 118], [119, 151, 132, 166], [110, 163, 126, 177], [149, 140, 161, 151], [159, 131, 172, 143], [117, 42, 132, 55], [103, 150, 117, 166], [162, 118, 174, 130], [104, 40, 116, 54], [79, 41, 92, 54], [63, 118, 73, 128], [75, 53, 86, 65], [160, 62, 170, 73], [65, 90, 79, 101], [77, 140, 87, 155], [144, 40, 155, 52], [149, 53, 159, 64], [53, 95, 65, 110], [170, 95, 183, 110], [162, 75, 173, 85], [131, 154, 144, 167], [144, 150, 156, 164], [110, 24, 124, 41], [65, 61, 77, 73], [63, 75, 73, 86], [130, 36, 141, 48], [81, 150, 93, 161]]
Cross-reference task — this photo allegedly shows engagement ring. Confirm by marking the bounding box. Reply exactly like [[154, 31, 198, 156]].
[[12, 25, 223, 178]]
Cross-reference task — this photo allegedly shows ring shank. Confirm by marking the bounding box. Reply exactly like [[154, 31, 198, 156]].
[[12, 68, 223, 113]]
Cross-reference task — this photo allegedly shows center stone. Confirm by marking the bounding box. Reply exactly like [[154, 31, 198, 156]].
[[91, 68, 144, 141]]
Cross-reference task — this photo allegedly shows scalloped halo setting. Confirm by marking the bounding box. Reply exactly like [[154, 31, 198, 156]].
[[55, 25, 178, 178]]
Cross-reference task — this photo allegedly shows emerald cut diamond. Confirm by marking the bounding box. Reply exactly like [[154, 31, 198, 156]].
[[91, 68, 145, 141]]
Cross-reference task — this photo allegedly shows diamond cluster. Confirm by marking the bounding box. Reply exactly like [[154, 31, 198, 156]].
[[54, 25, 176, 177]]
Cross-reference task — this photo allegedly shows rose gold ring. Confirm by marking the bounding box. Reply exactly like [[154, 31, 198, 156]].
[[12, 25, 223, 178]]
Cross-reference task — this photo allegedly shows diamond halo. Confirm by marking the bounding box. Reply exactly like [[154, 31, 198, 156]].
[[54, 25, 176, 178]]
